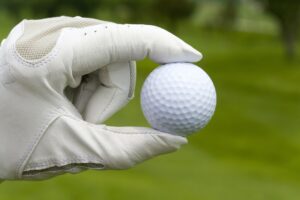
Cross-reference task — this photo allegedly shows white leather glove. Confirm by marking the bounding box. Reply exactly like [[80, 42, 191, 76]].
[[0, 16, 202, 181]]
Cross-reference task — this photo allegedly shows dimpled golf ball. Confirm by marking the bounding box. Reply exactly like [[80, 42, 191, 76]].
[[141, 63, 216, 136]]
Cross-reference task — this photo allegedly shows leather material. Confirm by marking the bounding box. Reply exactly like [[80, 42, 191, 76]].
[[0, 16, 201, 180], [23, 115, 186, 180]]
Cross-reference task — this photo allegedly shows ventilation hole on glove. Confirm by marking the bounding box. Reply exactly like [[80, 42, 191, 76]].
[[84, 32, 87, 36], [94, 30, 97, 33], [105, 26, 108, 29], [127, 25, 130, 28]]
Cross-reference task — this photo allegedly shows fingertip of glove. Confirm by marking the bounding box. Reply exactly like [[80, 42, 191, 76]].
[[104, 126, 188, 149], [182, 43, 203, 63], [142, 24, 202, 63], [145, 129, 188, 149], [191, 48, 203, 62], [160, 134, 188, 149]]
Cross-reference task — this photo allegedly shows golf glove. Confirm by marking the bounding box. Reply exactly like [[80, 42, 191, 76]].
[[0, 16, 202, 181]]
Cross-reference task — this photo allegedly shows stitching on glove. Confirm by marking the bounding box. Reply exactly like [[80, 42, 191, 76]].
[[60, 114, 163, 136], [128, 61, 136, 99], [23, 163, 105, 176], [24, 157, 105, 171], [12, 41, 60, 68], [10, 22, 66, 68], [16, 109, 65, 179], [103, 127, 166, 136], [23, 162, 105, 179]]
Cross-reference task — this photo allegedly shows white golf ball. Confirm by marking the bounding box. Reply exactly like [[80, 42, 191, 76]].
[[141, 63, 216, 136]]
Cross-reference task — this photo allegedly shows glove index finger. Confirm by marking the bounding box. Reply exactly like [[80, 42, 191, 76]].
[[66, 23, 202, 76]]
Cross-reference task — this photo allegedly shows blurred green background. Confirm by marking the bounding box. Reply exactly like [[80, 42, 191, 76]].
[[0, 0, 300, 199]]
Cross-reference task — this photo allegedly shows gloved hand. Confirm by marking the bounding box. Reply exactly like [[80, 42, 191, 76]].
[[0, 16, 202, 181]]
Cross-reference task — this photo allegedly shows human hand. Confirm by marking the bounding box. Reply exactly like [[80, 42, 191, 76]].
[[0, 16, 201, 180]]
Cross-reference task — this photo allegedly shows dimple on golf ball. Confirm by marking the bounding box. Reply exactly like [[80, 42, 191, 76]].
[[141, 63, 216, 136]]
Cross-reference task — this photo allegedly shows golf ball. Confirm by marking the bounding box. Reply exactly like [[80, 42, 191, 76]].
[[141, 63, 216, 136]]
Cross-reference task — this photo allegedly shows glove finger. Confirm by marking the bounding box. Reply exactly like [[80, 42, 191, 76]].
[[63, 23, 202, 76], [23, 115, 187, 179], [64, 70, 100, 115], [103, 127, 188, 169], [69, 61, 136, 123]]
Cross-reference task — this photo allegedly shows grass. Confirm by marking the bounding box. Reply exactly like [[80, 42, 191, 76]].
[[0, 23, 300, 200]]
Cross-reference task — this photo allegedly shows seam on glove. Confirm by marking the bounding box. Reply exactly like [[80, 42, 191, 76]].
[[128, 61, 136, 99], [59, 114, 181, 139], [24, 157, 105, 171], [16, 109, 65, 179], [63, 114, 172, 136], [23, 163, 105, 178], [10, 21, 66, 68], [12, 41, 60, 68], [103, 127, 169, 136]]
